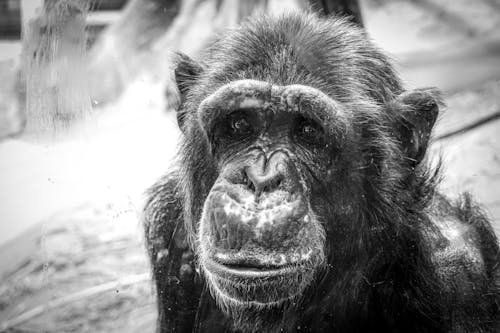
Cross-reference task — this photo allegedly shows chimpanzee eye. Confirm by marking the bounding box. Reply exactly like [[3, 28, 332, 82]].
[[212, 112, 255, 145], [296, 118, 324, 144], [229, 114, 252, 136]]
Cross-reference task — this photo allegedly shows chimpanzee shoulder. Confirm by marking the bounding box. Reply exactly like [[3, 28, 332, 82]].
[[422, 193, 500, 332], [143, 172, 203, 331]]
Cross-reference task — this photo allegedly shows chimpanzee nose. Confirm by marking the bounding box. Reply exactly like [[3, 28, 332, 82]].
[[245, 154, 286, 194]]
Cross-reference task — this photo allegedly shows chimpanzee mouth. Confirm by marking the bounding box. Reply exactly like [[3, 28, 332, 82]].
[[202, 255, 315, 306], [205, 256, 299, 280]]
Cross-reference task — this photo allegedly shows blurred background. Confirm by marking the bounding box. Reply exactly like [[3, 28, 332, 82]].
[[0, 0, 499, 331]]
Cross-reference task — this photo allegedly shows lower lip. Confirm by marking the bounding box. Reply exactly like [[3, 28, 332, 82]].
[[204, 258, 297, 279]]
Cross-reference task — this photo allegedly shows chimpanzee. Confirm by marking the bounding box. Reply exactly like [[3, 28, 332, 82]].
[[143, 13, 500, 333]]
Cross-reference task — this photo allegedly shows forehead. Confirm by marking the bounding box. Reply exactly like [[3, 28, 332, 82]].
[[197, 14, 401, 105]]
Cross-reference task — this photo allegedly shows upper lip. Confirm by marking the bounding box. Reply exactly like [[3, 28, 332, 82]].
[[210, 183, 302, 209]]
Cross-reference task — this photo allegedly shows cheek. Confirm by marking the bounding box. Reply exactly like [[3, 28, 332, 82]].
[[295, 147, 334, 175]]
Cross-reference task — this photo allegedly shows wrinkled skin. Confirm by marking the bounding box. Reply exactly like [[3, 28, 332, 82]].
[[143, 13, 500, 333]]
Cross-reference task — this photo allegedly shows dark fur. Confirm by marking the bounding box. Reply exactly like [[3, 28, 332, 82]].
[[143, 13, 500, 332]]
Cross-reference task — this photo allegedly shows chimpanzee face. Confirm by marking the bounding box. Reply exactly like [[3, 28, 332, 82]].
[[195, 80, 357, 307]]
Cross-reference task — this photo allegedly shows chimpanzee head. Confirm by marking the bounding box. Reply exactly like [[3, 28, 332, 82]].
[[172, 13, 440, 330]]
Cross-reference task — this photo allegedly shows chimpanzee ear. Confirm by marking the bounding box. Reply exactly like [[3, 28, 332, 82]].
[[172, 52, 204, 129], [388, 88, 442, 165]]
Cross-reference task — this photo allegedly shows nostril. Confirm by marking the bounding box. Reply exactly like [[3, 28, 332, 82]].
[[241, 170, 255, 192], [259, 175, 283, 194], [267, 176, 282, 192], [247, 178, 255, 192], [275, 177, 282, 188], [244, 162, 286, 194]]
